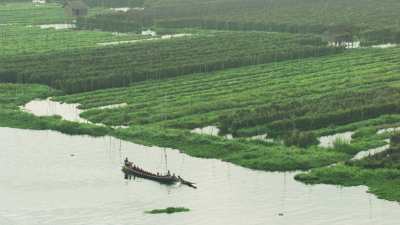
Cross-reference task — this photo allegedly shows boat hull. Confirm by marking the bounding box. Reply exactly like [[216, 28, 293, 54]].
[[122, 166, 179, 185]]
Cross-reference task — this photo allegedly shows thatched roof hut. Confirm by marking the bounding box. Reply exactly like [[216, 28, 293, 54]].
[[64, 0, 88, 17]]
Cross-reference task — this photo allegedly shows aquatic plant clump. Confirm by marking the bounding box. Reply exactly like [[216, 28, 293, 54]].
[[145, 207, 190, 214]]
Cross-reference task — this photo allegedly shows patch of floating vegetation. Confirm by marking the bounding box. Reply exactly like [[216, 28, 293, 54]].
[[296, 133, 400, 202], [318, 131, 354, 148], [145, 207, 190, 214]]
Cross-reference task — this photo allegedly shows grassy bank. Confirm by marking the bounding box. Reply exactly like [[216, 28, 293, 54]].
[[113, 125, 350, 171], [0, 83, 111, 136], [295, 164, 400, 202], [0, 83, 354, 172], [295, 135, 400, 202]]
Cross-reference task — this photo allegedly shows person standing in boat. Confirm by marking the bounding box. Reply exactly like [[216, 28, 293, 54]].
[[124, 157, 129, 166]]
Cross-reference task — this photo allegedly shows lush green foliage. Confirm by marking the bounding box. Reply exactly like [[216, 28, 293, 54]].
[[296, 135, 400, 202], [55, 48, 400, 140], [0, 25, 142, 56], [0, 83, 352, 171], [52, 0, 145, 7], [0, 83, 111, 136], [77, 10, 151, 32], [347, 135, 400, 169], [0, 3, 69, 25], [113, 125, 349, 171], [0, 31, 335, 93], [82, 0, 400, 44], [295, 164, 400, 202], [2, 1, 400, 202], [283, 131, 318, 148]]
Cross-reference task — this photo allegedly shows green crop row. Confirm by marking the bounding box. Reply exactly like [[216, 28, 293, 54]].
[[54, 48, 400, 139], [79, 0, 400, 44], [0, 25, 143, 56], [0, 3, 70, 25], [0, 31, 335, 93]]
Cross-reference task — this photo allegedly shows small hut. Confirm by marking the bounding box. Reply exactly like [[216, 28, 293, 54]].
[[322, 25, 354, 47], [64, 0, 88, 17]]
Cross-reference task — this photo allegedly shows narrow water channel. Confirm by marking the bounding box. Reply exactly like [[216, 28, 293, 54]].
[[1, 127, 399, 225]]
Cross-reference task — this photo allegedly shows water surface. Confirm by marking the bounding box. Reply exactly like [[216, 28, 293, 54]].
[[21, 98, 87, 123], [351, 139, 391, 160], [1, 128, 400, 225], [318, 131, 354, 148]]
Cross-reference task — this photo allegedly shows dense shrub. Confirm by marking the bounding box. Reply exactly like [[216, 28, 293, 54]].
[[283, 130, 318, 148]]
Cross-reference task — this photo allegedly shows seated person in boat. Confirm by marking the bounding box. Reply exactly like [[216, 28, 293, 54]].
[[124, 157, 133, 167]]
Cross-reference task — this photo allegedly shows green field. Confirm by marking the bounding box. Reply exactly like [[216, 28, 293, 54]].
[[0, 31, 337, 93], [0, 25, 143, 56], [81, 0, 400, 45], [0, 2, 110, 24], [55, 47, 400, 136], [0, 3, 68, 25], [0, 2, 144, 57]]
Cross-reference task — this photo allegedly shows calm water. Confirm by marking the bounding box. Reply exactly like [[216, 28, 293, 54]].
[[21, 98, 86, 123], [1, 127, 400, 225], [318, 131, 354, 148]]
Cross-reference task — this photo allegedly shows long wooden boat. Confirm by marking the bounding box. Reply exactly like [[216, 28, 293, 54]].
[[122, 159, 197, 188], [122, 164, 179, 184]]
